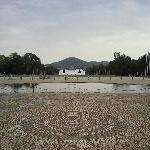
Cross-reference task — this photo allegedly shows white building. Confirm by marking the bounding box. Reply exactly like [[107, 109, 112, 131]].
[[59, 69, 85, 75]]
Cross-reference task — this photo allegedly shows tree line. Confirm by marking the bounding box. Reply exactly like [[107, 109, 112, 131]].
[[0, 52, 149, 76], [86, 52, 149, 76], [0, 52, 58, 75]]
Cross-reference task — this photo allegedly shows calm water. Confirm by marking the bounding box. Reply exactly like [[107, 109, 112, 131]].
[[0, 83, 150, 93]]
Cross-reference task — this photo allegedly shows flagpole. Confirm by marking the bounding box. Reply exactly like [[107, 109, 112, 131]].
[[148, 52, 150, 75]]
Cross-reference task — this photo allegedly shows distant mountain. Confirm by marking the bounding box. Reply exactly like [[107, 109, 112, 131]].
[[50, 57, 109, 70]]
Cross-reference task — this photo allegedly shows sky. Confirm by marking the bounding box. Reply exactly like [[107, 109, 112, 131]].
[[0, 0, 150, 64]]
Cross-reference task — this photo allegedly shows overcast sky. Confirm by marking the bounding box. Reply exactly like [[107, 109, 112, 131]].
[[0, 0, 150, 63]]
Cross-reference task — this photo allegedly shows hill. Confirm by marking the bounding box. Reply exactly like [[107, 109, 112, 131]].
[[50, 57, 109, 70]]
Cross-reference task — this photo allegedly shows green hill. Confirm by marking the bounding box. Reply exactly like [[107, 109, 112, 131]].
[[50, 57, 109, 70]]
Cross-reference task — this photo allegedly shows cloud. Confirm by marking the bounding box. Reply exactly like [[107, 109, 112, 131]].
[[0, 0, 150, 63]]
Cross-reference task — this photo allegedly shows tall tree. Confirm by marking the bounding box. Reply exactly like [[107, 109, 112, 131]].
[[9, 53, 24, 75], [23, 53, 41, 75], [110, 52, 131, 76]]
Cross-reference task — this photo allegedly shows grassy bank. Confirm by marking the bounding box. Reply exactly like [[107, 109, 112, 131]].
[[0, 75, 150, 85]]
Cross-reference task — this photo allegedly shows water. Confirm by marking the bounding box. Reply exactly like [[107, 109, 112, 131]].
[[0, 83, 150, 94]]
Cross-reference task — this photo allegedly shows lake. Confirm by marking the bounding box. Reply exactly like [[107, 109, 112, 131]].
[[0, 83, 150, 93]]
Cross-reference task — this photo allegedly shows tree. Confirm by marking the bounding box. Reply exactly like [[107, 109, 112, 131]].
[[86, 64, 108, 75], [45, 65, 58, 75], [137, 54, 146, 76], [9, 52, 25, 75], [23, 53, 41, 75], [0, 55, 6, 74], [110, 52, 131, 76]]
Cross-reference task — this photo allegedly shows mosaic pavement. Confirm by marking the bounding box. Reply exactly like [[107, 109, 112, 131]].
[[0, 93, 150, 149]]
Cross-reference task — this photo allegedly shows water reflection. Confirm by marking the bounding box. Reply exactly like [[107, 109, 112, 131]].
[[113, 84, 129, 92], [0, 83, 150, 93]]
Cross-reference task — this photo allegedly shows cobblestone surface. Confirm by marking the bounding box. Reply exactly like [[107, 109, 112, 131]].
[[0, 93, 150, 149]]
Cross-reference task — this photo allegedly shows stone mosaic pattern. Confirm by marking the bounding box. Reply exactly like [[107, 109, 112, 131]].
[[0, 93, 150, 149]]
